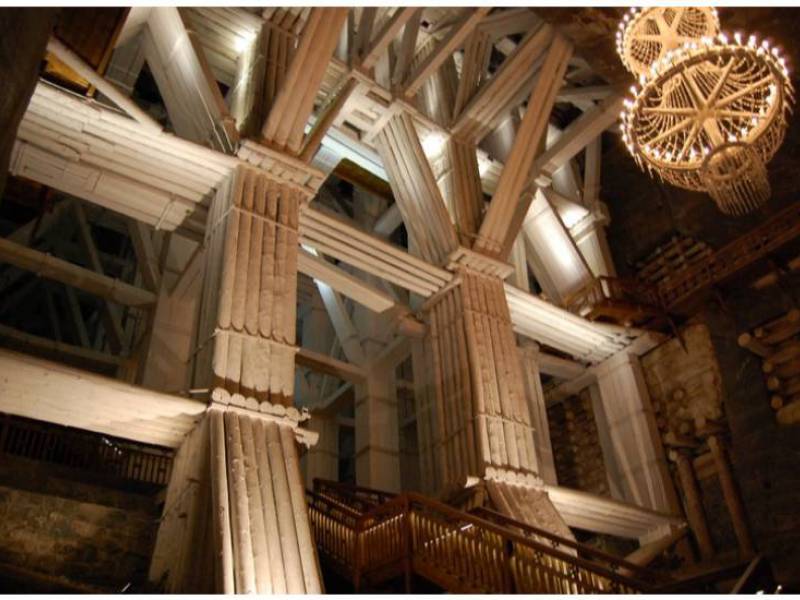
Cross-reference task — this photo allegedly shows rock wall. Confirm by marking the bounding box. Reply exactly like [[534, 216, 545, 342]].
[[547, 390, 609, 497], [0, 453, 161, 592]]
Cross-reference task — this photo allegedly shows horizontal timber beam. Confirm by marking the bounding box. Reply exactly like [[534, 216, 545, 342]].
[[295, 346, 366, 384], [0, 237, 157, 308], [0, 348, 205, 447]]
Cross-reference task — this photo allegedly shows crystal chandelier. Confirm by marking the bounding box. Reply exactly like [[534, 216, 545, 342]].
[[617, 8, 794, 216]]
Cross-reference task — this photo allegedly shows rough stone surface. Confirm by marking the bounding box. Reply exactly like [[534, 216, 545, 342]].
[[0, 454, 160, 591], [699, 285, 800, 586]]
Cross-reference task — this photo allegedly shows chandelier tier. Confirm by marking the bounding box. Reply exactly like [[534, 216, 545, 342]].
[[617, 7, 720, 78], [620, 32, 794, 196], [700, 142, 771, 216]]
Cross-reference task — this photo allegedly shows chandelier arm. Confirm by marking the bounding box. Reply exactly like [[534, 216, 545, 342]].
[[669, 7, 686, 33], [716, 75, 774, 109], [706, 58, 737, 107], [676, 121, 702, 162], [647, 117, 694, 147], [681, 69, 709, 110]]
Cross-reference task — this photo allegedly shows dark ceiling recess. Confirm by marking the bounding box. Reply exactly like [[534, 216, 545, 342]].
[[43, 8, 129, 95]]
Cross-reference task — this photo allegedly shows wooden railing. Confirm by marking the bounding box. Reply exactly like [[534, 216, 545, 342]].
[[306, 481, 653, 593], [658, 200, 800, 309], [0, 414, 172, 486], [564, 276, 663, 323], [470, 506, 669, 585]]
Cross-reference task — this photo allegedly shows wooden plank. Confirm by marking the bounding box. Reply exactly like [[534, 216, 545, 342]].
[[0, 236, 156, 308], [296, 346, 366, 384], [0, 347, 205, 448], [474, 34, 573, 259], [360, 8, 420, 70], [297, 247, 396, 313], [402, 8, 491, 98]]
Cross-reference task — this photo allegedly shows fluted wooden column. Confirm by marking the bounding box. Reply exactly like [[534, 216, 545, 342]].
[[519, 342, 558, 485], [150, 164, 323, 593], [422, 268, 538, 489]]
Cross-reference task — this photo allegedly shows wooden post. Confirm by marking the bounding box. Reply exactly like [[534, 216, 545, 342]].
[[670, 449, 714, 561], [707, 435, 755, 558]]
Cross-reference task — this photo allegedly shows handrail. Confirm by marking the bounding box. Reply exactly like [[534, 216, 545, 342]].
[[650, 558, 756, 593], [314, 478, 397, 503], [730, 554, 766, 594], [403, 492, 652, 591], [307, 483, 653, 593], [470, 506, 664, 582]]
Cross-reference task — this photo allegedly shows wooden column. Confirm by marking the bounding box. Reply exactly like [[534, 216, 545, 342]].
[[708, 435, 755, 558], [350, 190, 402, 492], [150, 163, 324, 593], [670, 449, 714, 560], [593, 351, 682, 522], [519, 342, 558, 484], [422, 268, 537, 489], [305, 414, 339, 488], [193, 164, 300, 406]]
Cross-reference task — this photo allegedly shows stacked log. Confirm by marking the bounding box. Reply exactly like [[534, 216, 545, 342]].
[[738, 308, 800, 424], [635, 235, 713, 289], [547, 390, 608, 496], [194, 164, 300, 406]]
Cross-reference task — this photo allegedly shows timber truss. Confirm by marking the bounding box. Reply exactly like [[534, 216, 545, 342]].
[[6, 7, 654, 391]]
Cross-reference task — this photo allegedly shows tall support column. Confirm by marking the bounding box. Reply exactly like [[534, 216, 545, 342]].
[[350, 188, 402, 491], [519, 342, 557, 485], [593, 351, 681, 517], [355, 366, 401, 492], [305, 414, 339, 488], [420, 266, 573, 538], [708, 435, 755, 558], [150, 164, 323, 593]]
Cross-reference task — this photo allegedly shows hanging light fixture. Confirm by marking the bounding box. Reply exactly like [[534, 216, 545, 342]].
[[617, 13, 794, 216], [699, 142, 771, 216], [617, 7, 720, 78]]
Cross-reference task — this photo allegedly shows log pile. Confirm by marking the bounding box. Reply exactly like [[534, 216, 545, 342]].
[[194, 164, 301, 407], [547, 390, 609, 496], [635, 235, 713, 289], [738, 308, 800, 425]]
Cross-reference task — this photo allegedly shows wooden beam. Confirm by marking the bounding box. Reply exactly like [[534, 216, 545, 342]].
[[46, 36, 161, 132], [143, 7, 237, 152], [300, 78, 358, 164], [474, 34, 573, 260], [360, 8, 420, 70], [527, 94, 624, 188], [315, 280, 367, 366], [537, 351, 587, 380], [0, 237, 156, 308], [402, 8, 491, 98], [73, 202, 126, 353], [391, 10, 421, 89], [0, 322, 123, 371], [476, 7, 540, 40], [451, 23, 553, 143], [262, 8, 349, 155], [0, 347, 205, 447], [295, 346, 366, 384], [297, 247, 396, 313], [127, 219, 162, 292]]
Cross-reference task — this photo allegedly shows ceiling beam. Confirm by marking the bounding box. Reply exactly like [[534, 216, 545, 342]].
[[473, 34, 573, 260], [402, 8, 491, 98], [0, 237, 156, 308]]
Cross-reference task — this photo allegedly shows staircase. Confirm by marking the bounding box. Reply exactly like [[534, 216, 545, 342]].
[[306, 479, 665, 593]]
